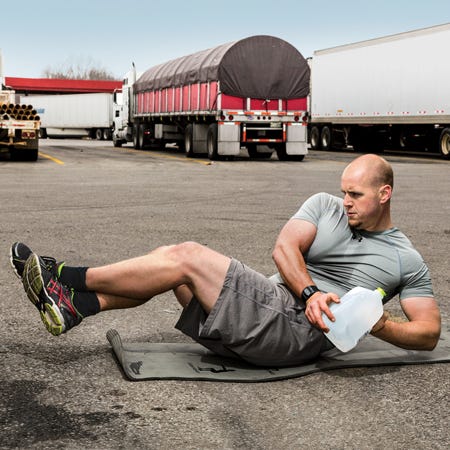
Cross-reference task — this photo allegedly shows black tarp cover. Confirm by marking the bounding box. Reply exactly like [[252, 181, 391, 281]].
[[134, 36, 310, 99]]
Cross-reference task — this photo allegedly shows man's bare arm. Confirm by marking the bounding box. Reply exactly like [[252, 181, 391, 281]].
[[272, 219, 317, 296], [272, 219, 340, 331], [371, 297, 441, 350]]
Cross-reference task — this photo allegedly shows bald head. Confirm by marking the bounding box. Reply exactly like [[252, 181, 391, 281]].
[[343, 154, 394, 190]]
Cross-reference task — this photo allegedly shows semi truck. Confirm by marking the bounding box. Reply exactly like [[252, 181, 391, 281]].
[[113, 35, 310, 160], [0, 52, 40, 161], [23, 92, 116, 140], [308, 22, 450, 159]]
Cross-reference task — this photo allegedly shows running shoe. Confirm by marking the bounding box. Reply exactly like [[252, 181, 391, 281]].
[[22, 253, 82, 336], [10, 242, 59, 279]]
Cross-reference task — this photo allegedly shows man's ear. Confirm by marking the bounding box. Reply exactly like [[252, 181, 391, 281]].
[[379, 185, 392, 204]]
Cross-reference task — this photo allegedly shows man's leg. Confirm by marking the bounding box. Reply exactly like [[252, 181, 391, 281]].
[[88, 242, 231, 314], [20, 241, 232, 335]]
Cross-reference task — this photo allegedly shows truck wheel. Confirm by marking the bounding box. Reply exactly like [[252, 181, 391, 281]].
[[138, 124, 145, 149], [185, 124, 194, 157], [133, 125, 141, 149], [95, 129, 103, 140], [310, 126, 321, 150], [113, 136, 122, 147], [103, 129, 112, 140], [320, 126, 332, 150], [207, 123, 219, 160], [276, 143, 288, 160], [439, 128, 450, 159]]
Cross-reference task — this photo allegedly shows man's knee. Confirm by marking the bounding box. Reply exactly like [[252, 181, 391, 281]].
[[165, 241, 205, 264]]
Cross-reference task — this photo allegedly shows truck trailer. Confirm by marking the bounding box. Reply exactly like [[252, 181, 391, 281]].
[[24, 92, 116, 140], [308, 23, 450, 159], [113, 35, 310, 160], [0, 51, 40, 161], [0, 90, 40, 161]]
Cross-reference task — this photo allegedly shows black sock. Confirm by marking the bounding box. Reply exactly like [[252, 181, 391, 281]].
[[58, 265, 88, 291], [72, 291, 100, 318]]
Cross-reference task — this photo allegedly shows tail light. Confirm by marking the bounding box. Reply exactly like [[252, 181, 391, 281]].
[[22, 131, 36, 139]]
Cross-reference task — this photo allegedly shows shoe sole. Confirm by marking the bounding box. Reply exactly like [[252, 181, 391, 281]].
[[23, 254, 65, 336], [9, 243, 24, 279]]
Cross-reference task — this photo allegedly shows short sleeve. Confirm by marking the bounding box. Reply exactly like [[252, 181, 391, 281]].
[[292, 192, 335, 226]]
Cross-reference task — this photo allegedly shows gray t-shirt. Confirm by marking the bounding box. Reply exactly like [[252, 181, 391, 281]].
[[274, 192, 433, 303]]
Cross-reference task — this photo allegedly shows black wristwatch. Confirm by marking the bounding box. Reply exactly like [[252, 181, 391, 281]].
[[301, 285, 321, 303]]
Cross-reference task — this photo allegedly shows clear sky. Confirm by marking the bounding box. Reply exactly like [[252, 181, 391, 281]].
[[2, 0, 450, 80]]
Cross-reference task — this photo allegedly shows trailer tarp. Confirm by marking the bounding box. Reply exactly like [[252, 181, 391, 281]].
[[135, 36, 309, 99]]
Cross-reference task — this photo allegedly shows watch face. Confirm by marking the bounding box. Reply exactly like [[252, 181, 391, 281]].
[[302, 286, 319, 301]]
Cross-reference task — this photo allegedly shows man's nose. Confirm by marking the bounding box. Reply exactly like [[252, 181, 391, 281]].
[[343, 194, 352, 207]]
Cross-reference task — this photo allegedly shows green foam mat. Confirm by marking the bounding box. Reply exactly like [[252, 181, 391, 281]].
[[107, 326, 450, 382]]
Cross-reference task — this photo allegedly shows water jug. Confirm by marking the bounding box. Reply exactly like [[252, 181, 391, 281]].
[[322, 287, 385, 352]]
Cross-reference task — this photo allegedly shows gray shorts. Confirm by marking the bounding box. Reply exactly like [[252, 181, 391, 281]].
[[175, 258, 329, 367]]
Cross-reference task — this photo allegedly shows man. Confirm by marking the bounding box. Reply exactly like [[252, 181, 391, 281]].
[[11, 154, 441, 367]]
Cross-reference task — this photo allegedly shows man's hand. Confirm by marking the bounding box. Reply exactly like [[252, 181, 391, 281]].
[[305, 291, 341, 332], [370, 311, 389, 335]]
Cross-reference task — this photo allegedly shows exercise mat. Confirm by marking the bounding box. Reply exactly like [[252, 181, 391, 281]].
[[106, 327, 450, 382]]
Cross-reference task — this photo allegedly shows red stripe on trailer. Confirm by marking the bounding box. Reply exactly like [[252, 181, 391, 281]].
[[287, 98, 307, 111], [210, 82, 218, 109], [221, 94, 245, 109], [167, 88, 174, 112]]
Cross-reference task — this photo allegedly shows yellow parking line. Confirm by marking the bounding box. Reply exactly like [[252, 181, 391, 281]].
[[156, 153, 213, 165], [39, 152, 65, 165]]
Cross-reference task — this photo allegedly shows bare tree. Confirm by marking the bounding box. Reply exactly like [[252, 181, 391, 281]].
[[42, 56, 117, 80]]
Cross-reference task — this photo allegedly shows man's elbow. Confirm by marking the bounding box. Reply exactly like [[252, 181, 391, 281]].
[[272, 246, 281, 266], [424, 328, 441, 351], [419, 323, 441, 351], [271, 239, 286, 266]]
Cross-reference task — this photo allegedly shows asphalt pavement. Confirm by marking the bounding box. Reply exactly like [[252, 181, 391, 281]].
[[1, 140, 449, 449]]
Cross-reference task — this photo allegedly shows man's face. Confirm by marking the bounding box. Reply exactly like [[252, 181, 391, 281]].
[[340, 170, 383, 231]]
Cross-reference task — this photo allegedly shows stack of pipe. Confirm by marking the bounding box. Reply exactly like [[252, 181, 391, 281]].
[[0, 103, 40, 121]]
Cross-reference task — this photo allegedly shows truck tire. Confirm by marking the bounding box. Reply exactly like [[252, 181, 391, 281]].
[[320, 126, 332, 150], [113, 135, 123, 147], [207, 123, 219, 160], [133, 124, 141, 149], [276, 143, 288, 160], [439, 128, 450, 159], [103, 129, 112, 140], [310, 126, 321, 150], [138, 124, 145, 149], [184, 124, 194, 157], [95, 128, 103, 140]]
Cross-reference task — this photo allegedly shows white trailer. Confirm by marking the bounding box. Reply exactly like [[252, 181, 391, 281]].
[[23, 93, 115, 140], [309, 23, 450, 159]]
